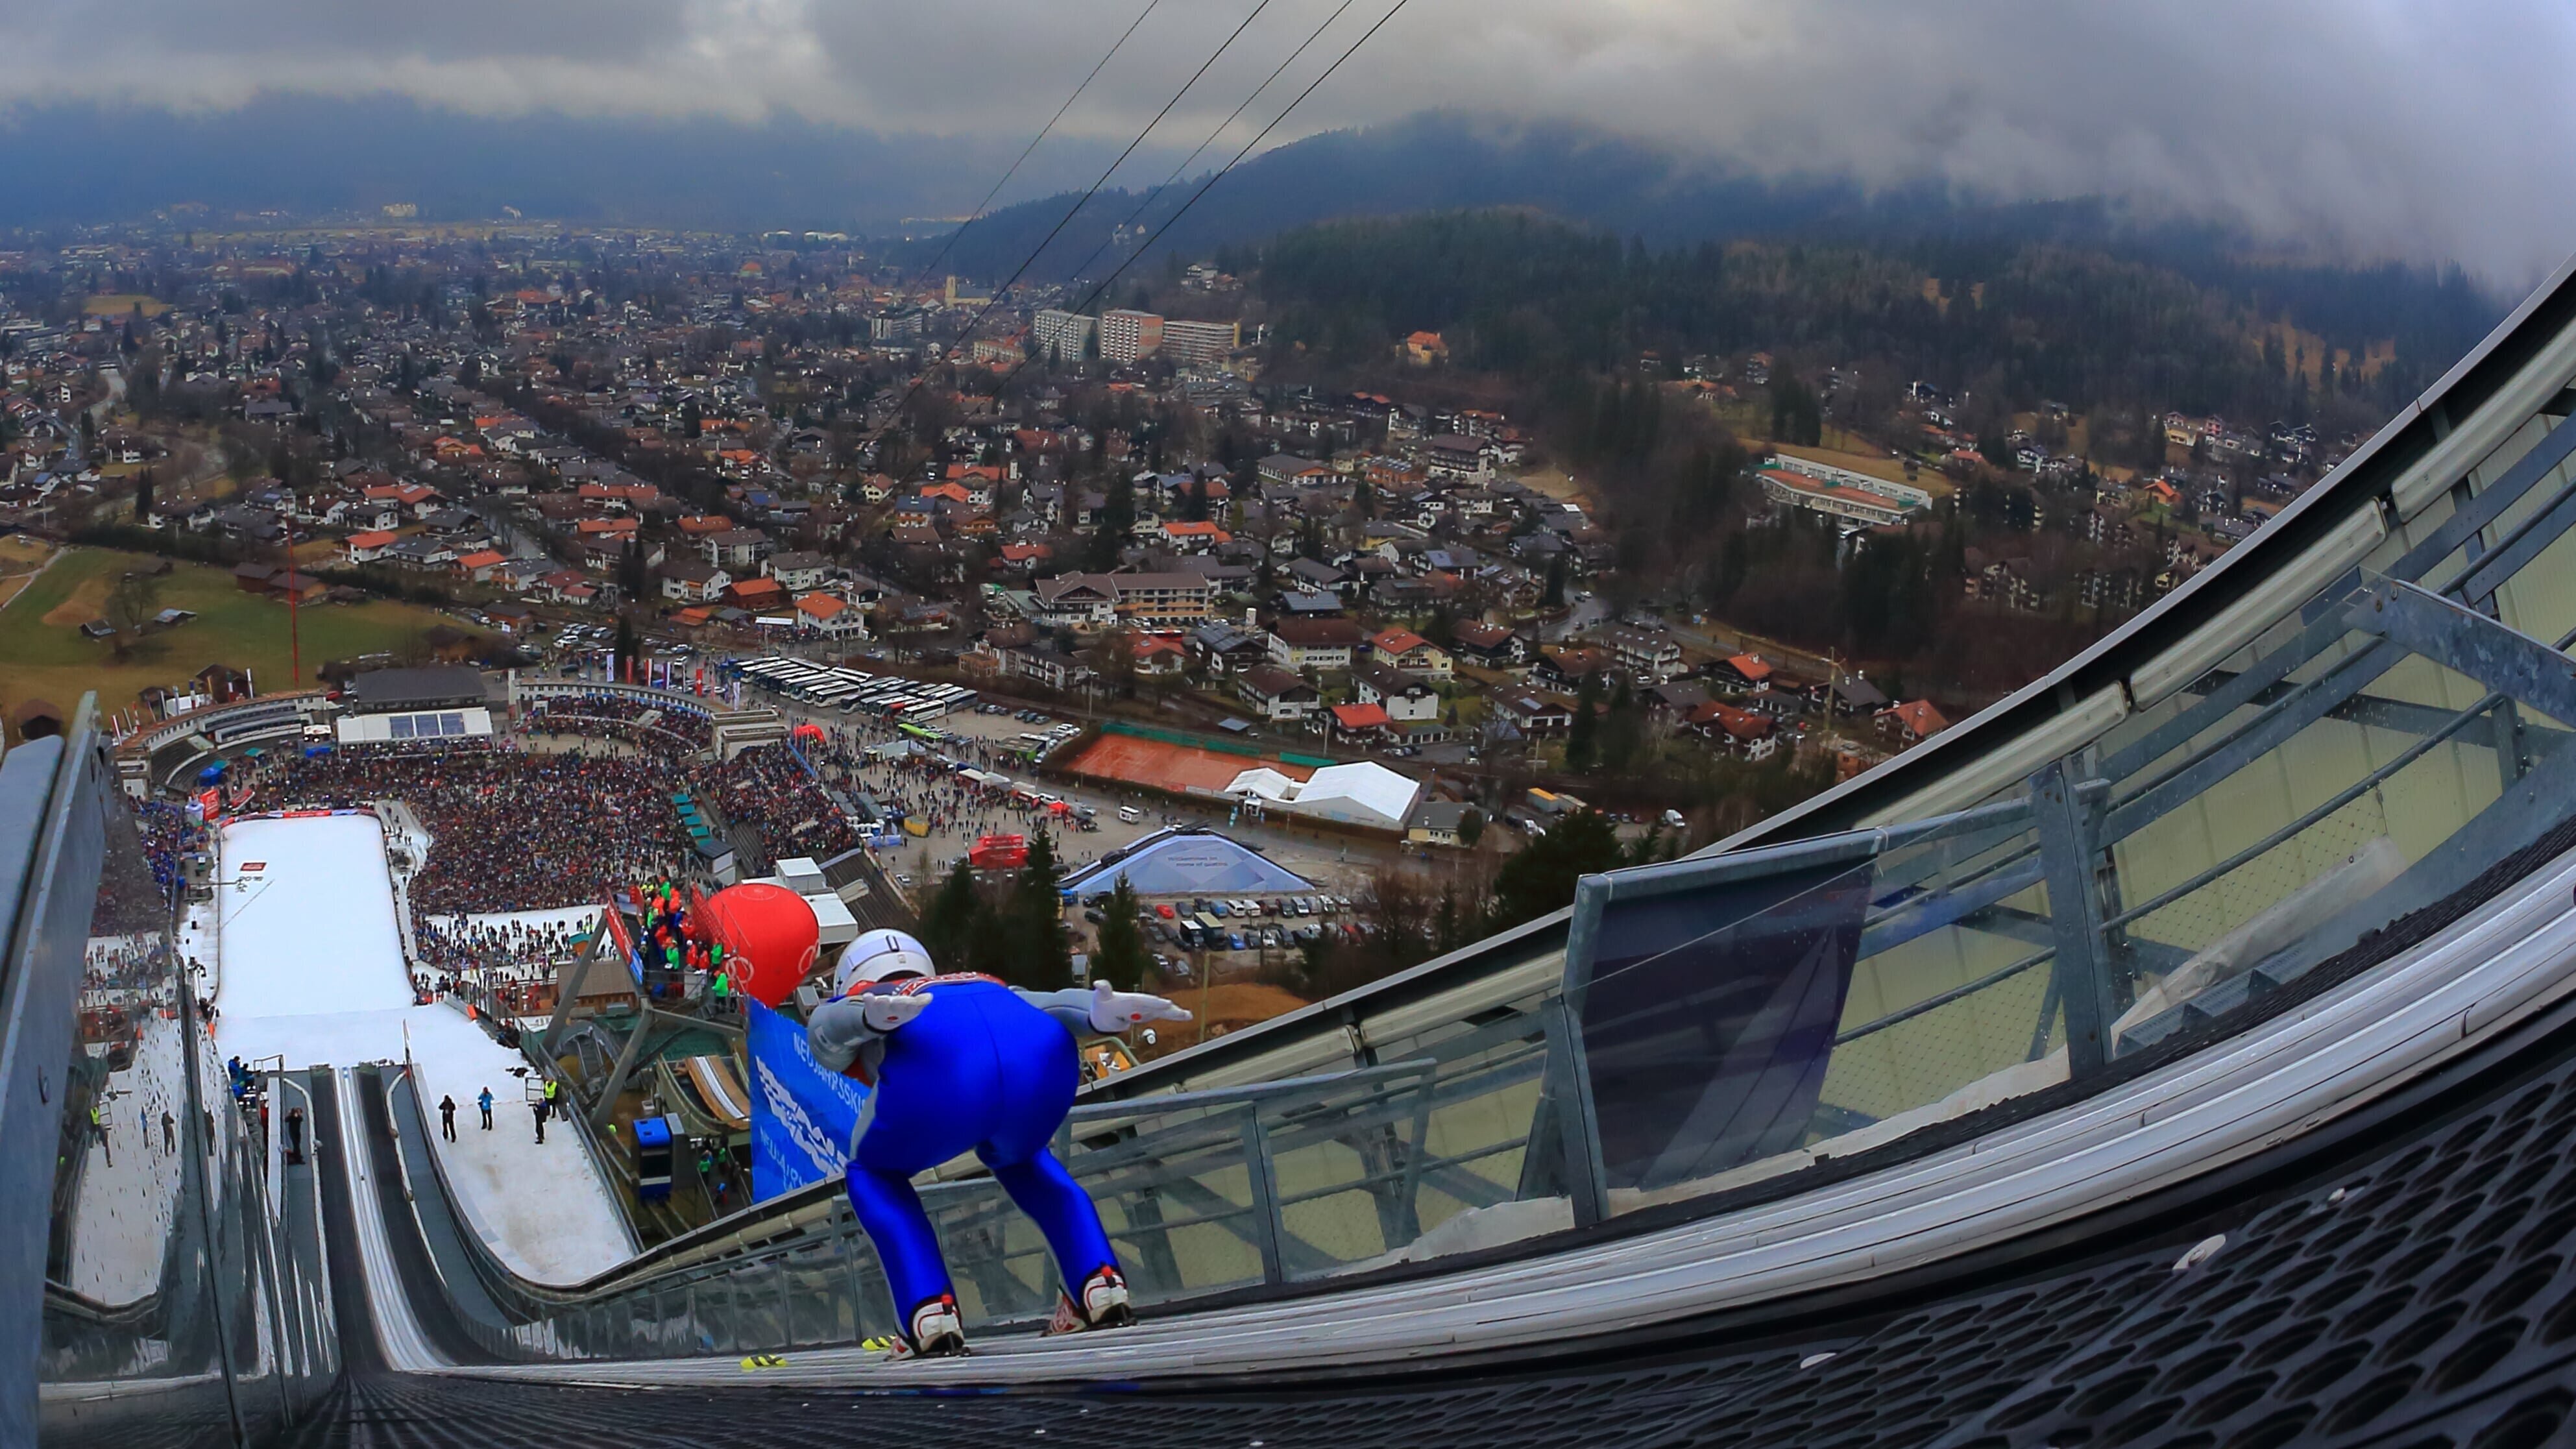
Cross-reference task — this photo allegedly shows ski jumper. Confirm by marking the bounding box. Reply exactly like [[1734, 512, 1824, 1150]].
[[821, 975, 1115, 1322]]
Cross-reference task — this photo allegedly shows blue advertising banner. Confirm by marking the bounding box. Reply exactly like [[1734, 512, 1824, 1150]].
[[746, 997, 869, 1202]]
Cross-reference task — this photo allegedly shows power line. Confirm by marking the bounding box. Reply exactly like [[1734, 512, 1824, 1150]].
[[877, 0, 1284, 436], [899, 0, 1167, 295], [1059, 0, 1365, 291], [1003, 0, 1413, 391], [936, 0, 1283, 347]]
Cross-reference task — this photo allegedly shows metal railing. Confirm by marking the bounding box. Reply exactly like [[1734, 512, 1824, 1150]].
[[20, 701, 339, 1443]]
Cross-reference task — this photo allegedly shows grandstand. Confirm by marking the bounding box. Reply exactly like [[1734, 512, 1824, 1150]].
[[25, 258, 2576, 1446]]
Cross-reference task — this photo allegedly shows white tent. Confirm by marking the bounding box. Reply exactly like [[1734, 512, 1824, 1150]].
[[1287, 762, 1422, 829], [1220, 761, 1420, 831], [1222, 766, 1302, 802]]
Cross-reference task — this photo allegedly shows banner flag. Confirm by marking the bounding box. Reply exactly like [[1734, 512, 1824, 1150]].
[[746, 998, 869, 1202]]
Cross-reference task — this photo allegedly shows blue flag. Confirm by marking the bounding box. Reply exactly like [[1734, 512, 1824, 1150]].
[[745, 998, 869, 1202]]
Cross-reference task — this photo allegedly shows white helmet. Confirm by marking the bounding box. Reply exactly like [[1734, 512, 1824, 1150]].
[[834, 929, 935, 995]]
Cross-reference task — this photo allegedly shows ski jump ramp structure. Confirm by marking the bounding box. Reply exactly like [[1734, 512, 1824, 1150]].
[[25, 257, 2576, 1442]]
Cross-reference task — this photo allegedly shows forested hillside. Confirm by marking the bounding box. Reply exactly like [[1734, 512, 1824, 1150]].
[[1237, 210, 2475, 426]]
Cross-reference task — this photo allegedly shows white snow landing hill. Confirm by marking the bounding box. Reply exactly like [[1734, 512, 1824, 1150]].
[[213, 810, 633, 1282]]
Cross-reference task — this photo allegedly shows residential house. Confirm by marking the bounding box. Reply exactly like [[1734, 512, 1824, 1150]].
[[795, 592, 869, 639], [1688, 700, 1779, 760], [383, 536, 459, 572], [703, 527, 770, 572], [1367, 627, 1453, 681], [1237, 665, 1320, 723], [1815, 675, 1892, 718], [343, 530, 400, 564], [727, 576, 789, 613], [1033, 573, 1119, 630], [1450, 619, 1525, 672], [997, 542, 1054, 574], [1496, 692, 1574, 736], [1355, 663, 1442, 724], [1875, 698, 1952, 746], [1328, 701, 1392, 743], [1001, 635, 1090, 692], [660, 559, 732, 604], [1190, 622, 1270, 677], [1710, 653, 1775, 692], [766, 550, 831, 592], [1406, 801, 1476, 847], [1129, 635, 1189, 677], [1268, 617, 1363, 674], [1421, 433, 1490, 481], [1604, 626, 1684, 683], [1035, 570, 1215, 630]]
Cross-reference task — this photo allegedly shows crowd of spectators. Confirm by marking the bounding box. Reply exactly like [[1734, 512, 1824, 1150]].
[[250, 748, 692, 914], [133, 801, 203, 907], [520, 692, 714, 754], [416, 913, 584, 986], [708, 742, 864, 864]]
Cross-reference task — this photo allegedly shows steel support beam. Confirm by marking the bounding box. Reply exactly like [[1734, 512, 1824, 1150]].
[[2032, 760, 2119, 1075], [2347, 578, 2576, 725]]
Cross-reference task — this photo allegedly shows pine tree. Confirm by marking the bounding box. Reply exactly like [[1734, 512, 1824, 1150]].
[[1006, 832, 1072, 991], [920, 858, 984, 973], [1092, 878, 1152, 991], [1490, 810, 1625, 932], [1566, 670, 1601, 772]]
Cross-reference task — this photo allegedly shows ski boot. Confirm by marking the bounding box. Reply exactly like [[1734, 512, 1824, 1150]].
[[905, 1295, 968, 1358], [1047, 1265, 1135, 1335]]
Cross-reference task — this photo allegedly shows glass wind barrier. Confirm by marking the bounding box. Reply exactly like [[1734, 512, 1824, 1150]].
[[1545, 566, 2576, 1221], [25, 705, 337, 1447], [371, 573, 2576, 1350]]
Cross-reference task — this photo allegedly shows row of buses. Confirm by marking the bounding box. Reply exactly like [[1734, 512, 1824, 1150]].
[[725, 657, 978, 723]]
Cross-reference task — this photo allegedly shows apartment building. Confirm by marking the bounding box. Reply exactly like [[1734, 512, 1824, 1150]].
[[1160, 317, 1239, 367], [1033, 309, 1097, 363], [1100, 309, 1164, 364]]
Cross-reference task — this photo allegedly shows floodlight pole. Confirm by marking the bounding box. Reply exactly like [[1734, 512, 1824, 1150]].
[[283, 511, 300, 690]]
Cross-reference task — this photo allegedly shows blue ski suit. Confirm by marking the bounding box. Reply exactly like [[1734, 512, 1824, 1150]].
[[809, 975, 1114, 1322]]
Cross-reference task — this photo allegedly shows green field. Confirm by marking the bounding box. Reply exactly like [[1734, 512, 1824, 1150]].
[[0, 547, 461, 724]]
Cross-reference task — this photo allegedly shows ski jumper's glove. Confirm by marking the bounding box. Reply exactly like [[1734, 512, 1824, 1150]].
[[807, 990, 935, 1075], [863, 992, 934, 1033], [1087, 981, 1191, 1033]]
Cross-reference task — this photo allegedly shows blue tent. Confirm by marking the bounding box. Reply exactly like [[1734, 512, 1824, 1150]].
[[197, 762, 228, 785], [1060, 829, 1317, 897]]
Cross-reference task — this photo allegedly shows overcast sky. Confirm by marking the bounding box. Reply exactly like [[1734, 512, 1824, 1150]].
[[4, 0, 2570, 282]]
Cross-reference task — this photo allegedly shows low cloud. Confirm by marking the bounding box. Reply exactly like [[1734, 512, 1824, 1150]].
[[1, 0, 2567, 282]]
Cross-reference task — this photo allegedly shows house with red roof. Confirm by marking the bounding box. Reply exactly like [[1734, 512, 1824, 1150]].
[[727, 576, 789, 611], [1368, 626, 1453, 681], [1687, 700, 1779, 760], [1158, 519, 1231, 552], [795, 592, 869, 639], [343, 530, 400, 564], [1713, 653, 1775, 691], [1329, 701, 1392, 742], [1875, 698, 1952, 747]]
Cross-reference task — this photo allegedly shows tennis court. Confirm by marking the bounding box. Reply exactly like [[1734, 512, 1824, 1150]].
[[1062, 731, 1316, 795]]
